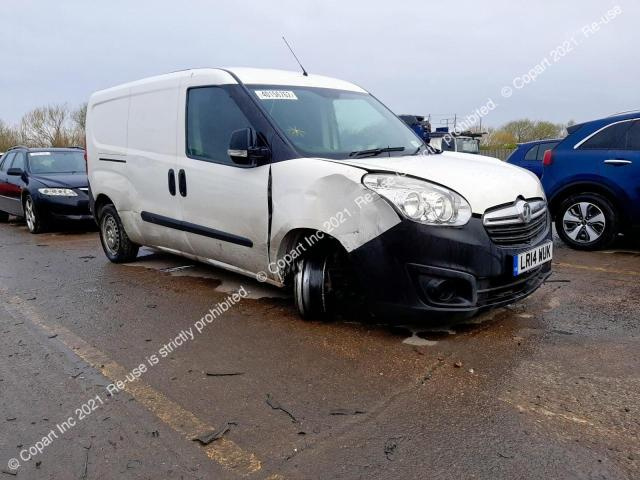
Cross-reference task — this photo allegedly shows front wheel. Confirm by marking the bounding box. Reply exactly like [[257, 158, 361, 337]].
[[293, 251, 331, 320], [24, 194, 48, 234], [0, 211, 9, 223], [98, 204, 139, 263], [555, 193, 618, 250]]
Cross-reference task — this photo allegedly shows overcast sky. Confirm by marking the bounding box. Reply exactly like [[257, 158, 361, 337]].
[[1, 0, 637, 128]]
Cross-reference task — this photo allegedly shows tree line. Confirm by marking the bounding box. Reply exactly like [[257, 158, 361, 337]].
[[0, 103, 87, 152], [480, 119, 574, 148]]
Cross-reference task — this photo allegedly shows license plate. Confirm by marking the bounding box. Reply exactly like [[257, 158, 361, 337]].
[[513, 241, 553, 276]]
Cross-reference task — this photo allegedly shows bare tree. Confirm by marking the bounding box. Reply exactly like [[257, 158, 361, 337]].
[[0, 120, 21, 152], [19, 104, 75, 147]]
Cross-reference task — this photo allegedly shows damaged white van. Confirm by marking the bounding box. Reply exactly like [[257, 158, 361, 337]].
[[86, 68, 552, 320]]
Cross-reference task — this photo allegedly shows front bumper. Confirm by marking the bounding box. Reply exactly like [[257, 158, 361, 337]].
[[348, 216, 552, 320], [35, 190, 92, 221]]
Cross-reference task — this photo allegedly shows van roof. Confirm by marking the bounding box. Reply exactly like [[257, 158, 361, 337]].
[[92, 67, 367, 97]]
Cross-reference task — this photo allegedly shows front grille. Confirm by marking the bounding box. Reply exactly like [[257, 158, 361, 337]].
[[483, 199, 548, 246]]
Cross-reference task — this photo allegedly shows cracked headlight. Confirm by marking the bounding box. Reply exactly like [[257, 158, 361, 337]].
[[363, 173, 471, 226], [38, 188, 77, 197]]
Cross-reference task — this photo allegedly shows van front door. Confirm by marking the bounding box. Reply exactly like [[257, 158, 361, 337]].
[[176, 82, 270, 277]]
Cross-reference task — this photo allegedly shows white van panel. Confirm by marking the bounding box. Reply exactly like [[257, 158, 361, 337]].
[[270, 158, 401, 261], [88, 93, 130, 156]]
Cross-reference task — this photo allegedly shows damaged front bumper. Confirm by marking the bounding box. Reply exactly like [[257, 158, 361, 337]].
[[348, 216, 552, 320]]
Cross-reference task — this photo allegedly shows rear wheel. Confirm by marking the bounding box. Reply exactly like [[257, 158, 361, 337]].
[[555, 193, 617, 250], [98, 204, 139, 263], [0, 211, 8, 223], [24, 194, 48, 234]]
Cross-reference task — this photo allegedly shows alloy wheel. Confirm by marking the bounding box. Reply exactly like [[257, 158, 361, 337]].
[[562, 202, 606, 244], [25, 198, 36, 232]]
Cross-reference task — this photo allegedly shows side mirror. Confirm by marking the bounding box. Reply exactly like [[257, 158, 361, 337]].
[[228, 128, 271, 167], [7, 168, 23, 176]]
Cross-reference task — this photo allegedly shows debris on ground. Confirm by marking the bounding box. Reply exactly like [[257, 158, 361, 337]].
[[48, 334, 58, 339], [454, 361, 463, 368], [193, 422, 237, 445], [1, 469, 18, 476], [329, 409, 367, 416], [468, 368, 475, 374], [384, 436, 405, 461], [205, 371, 245, 377], [266, 394, 298, 423]]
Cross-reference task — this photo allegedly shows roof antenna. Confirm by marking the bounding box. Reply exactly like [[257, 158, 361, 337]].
[[282, 36, 308, 76]]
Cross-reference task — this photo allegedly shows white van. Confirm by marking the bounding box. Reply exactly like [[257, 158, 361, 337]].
[[86, 68, 552, 320]]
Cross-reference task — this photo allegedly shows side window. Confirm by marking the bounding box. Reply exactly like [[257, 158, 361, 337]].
[[0, 152, 16, 172], [536, 142, 558, 161], [623, 120, 640, 150], [580, 121, 632, 150], [11, 152, 26, 171], [186, 87, 252, 165], [524, 145, 539, 161]]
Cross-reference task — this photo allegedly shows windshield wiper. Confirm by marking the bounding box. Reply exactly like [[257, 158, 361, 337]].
[[348, 146, 405, 158]]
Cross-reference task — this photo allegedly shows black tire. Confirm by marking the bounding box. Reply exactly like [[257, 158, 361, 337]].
[[293, 250, 331, 320], [98, 204, 139, 263], [0, 211, 9, 223], [24, 194, 49, 234], [555, 193, 618, 251]]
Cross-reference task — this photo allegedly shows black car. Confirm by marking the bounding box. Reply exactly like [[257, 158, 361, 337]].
[[0, 146, 91, 233]]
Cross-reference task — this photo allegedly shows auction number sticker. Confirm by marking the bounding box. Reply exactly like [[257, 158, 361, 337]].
[[255, 90, 298, 100]]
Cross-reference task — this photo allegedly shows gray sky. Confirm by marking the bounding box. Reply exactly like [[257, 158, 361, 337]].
[[1, 0, 637, 127]]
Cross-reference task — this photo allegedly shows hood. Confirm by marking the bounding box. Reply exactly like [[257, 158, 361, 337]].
[[337, 152, 545, 214], [30, 173, 88, 189]]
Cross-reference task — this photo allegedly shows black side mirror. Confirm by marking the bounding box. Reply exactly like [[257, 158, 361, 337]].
[[228, 128, 271, 167], [7, 168, 23, 176]]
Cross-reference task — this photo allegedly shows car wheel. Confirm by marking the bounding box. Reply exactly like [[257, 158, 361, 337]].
[[98, 204, 139, 263], [555, 193, 618, 251], [24, 194, 48, 234], [0, 211, 9, 223], [293, 250, 331, 320]]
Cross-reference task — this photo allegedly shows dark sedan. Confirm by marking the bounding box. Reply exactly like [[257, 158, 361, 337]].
[[0, 146, 92, 233]]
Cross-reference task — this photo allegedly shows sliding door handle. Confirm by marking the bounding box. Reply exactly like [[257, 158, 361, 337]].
[[178, 169, 187, 197], [168, 169, 176, 196]]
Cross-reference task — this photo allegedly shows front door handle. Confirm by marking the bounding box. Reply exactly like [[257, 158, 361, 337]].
[[603, 159, 632, 166], [178, 169, 187, 197], [168, 169, 176, 196]]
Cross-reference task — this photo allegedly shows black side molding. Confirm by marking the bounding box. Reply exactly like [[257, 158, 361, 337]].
[[99, 157, 127, 163], [140, 211, 253, 248]]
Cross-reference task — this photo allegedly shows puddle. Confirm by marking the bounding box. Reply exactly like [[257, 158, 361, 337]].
[[402, 334, 438, 346], [124, 248, 286, 300]]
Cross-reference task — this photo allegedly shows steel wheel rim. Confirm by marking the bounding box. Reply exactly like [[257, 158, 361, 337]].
[[562, 202, 606, 244], [101, 215, 120, 255], [25, 198, 36, 231]]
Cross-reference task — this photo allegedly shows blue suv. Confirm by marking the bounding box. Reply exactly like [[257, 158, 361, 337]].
[[506, 139, 561, 178], [541, 112, 640, 250]]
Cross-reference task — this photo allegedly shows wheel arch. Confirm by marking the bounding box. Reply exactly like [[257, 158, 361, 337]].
[[93, 193, 115, 220], [548, 181, 627, 222], [274, 228, 345, 286]]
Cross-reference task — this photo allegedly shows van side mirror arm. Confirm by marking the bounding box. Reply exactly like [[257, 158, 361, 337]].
[[228, 128, 271, 167]]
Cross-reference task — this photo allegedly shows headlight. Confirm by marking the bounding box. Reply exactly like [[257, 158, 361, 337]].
[[38, 188, 77, 197], [362, 173, 472, 226]]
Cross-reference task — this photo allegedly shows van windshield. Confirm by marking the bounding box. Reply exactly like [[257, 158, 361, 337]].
[[249, 86, 424, 159]]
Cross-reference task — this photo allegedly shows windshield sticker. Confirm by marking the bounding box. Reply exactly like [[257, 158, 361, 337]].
[[30, 152, 51, 156], [255, 90, 298, 100]]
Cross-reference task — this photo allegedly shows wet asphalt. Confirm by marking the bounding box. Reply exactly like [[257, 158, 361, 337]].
[[0, 218, 638, 480]]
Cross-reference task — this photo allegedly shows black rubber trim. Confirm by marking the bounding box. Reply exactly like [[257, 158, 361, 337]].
[[99, 157, 127, 163], [140, 211, 253, 248]]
